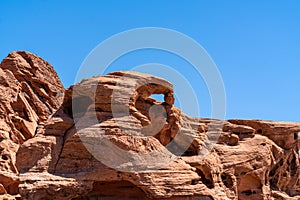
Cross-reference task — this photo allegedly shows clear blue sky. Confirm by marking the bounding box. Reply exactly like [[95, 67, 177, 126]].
[[1, 1, 300, 122]]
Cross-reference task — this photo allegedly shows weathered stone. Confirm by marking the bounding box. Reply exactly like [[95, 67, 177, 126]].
[[0, 183, 6, 195], [0, 51, 299, 200], [0, 51, 64, 198]]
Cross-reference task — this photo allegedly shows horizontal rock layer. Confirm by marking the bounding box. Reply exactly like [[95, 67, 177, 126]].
[[0, 51, 299, 200]]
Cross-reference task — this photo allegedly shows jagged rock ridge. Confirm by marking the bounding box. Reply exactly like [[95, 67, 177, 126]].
[[0, 51, 299, 200], [0, 51, 64, 198]]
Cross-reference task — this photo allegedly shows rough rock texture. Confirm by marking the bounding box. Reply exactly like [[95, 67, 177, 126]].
[[0, 51, 299, 200], [0, 51, 64, 198]]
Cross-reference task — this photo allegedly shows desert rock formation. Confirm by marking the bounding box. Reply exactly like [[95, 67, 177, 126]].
[[0, 51, 299, 200]]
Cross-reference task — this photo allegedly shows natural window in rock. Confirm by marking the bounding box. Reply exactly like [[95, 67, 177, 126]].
[[149, 94, 165, 102], [294, 132, 299, 140]]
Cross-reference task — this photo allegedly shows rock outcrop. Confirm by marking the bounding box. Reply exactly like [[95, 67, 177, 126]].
[[0, 51, 299, 200], [0, 51, 64, 198]]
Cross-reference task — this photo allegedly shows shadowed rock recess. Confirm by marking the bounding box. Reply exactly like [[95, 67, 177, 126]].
[[0, 51, 299, 200]]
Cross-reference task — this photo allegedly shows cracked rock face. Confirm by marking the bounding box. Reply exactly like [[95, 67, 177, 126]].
[[0, 51, 64, 197], [0, 51, 299, 200]]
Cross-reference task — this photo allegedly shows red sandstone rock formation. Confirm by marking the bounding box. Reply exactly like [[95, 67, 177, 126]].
[[0, 51, 299, 200], [0, 51, 64, 199]]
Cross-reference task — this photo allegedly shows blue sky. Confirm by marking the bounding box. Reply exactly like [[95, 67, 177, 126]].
[[1, 1, 300, 122]]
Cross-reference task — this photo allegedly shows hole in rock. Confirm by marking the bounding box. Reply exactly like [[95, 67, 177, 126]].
[[149, 94, 165, 102], [257, 129, 263, 134], [221, 173, 234, 188], [195, 167, 214, 189], [76, 180, 148, 200], [242, 190, 256, 196], [1, 154, 9, 160], [294, 132, 299, 140], [191, 179, 199, 185], [182, 148, 197, 156], [165, 188, 171, 193]]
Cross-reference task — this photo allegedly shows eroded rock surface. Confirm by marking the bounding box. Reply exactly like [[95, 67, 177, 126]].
[[0, 51, 64, 198], [0, 51, 299, 200]]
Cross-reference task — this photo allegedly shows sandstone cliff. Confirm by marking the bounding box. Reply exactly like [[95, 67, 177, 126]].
[[0, 51, 299, 200]]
